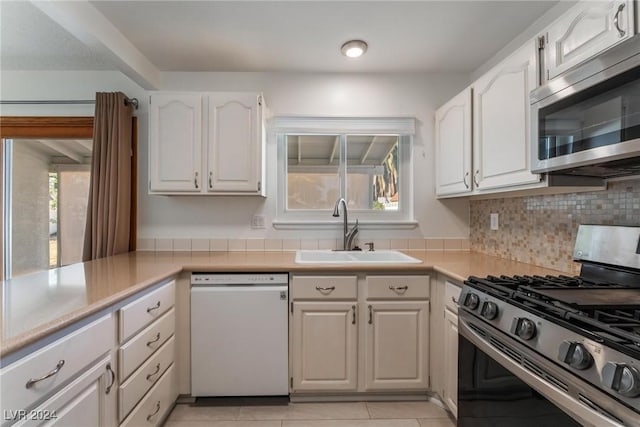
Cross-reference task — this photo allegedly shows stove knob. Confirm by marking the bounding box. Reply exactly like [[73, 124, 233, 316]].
[[558, 341, 593, 370], [481, 301, 499, 320], [602, 363, 640, 398], [511, 318, 536, 340], [464, 293, 480, 310]]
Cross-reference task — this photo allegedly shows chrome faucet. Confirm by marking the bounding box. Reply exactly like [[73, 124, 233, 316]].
[[333, 198, 359, 251]]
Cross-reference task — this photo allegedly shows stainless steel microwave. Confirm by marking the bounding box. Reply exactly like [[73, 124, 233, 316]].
[[530, 35, 640, 178]]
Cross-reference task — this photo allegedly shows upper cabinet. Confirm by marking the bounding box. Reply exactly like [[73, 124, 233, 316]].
[[543, 0, 635, 80], [149, 92, 266, 196], [436, 42, 541, 198], [435, 88, 472, 196], [207, 93, 264, 194], [149, 94, 203, 193], [472, 42, 540, 191]]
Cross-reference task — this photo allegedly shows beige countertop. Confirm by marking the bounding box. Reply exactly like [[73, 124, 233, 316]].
[[1, 250, 567, 358]]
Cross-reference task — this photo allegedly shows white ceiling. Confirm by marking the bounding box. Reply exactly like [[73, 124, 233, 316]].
[[0, 1, 114, 71], [1, 1, 556, 75]]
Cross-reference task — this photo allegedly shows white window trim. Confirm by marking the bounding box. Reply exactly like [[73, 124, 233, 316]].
[[272, 116, 417, 230]]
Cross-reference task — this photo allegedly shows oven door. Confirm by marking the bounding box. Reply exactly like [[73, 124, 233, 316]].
[[458, 310, 629, 427]]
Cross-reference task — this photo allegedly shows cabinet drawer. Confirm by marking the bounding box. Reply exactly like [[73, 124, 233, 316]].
[[119, 336, 175, 421], [366, 276, 429, 299], [0, 314, 113, 414], [445, 281, 462, 313], [119, 280, 175, 344], [121, 363, 176, 427], [292, 276, 357, 300], [119, 308, 175, 382]]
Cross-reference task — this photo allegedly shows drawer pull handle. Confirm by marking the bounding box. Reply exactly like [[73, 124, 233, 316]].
[[146, 363, 161, 381], [104, 363, 116, 394], [146, 333, 161, 347], [147, 301, 161, 313], [352, 305, 356, 325], [614, 4, 626, 37], [315, 286, 335, 292], [26, 360, 65, 389], [368, 305, 373, 324], [389, 285, 408, 292], [451, 296, 459, 306], [146, 401, 161, 422], [105, 363, 116, 394]]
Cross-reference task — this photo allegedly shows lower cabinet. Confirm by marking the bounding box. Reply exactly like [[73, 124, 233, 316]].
[[364, 301, 429, 391], [291, 302, 358, 391], [290, 274, 430, 394], [443, 307, 458, 416], [14, 354, 116, 427]]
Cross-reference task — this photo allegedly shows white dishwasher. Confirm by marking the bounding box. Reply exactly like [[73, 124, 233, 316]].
[[190, 273, 289, 397]]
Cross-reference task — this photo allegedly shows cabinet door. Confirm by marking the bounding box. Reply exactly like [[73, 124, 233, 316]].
[[364, 301, 429, 391], [206, 93, 263, 193], [444, 308, 458, 418], [435, 88, 472, 196], [149, 94, 203, 192], [473, 42, 540, 191], [291, 302, 357, 391], [14, 354, 116, 427], [545, 0, 634, 80]]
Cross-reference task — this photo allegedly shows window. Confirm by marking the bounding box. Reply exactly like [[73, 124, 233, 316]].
[[274, 117, 416, 228], [2, 138, 91, 278]]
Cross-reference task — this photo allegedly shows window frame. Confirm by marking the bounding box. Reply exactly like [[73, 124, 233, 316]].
[[272, 116, 417, 230]]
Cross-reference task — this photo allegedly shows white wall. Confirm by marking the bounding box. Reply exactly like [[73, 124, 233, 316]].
[[1, 70, 471, 241], [140, 72, 470, 240]]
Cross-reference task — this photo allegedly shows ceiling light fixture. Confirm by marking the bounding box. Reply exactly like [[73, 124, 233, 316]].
[[341, 40, 368, 58]]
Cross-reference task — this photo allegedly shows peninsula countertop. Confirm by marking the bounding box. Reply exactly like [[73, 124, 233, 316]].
[[1, 250, 568, 358]]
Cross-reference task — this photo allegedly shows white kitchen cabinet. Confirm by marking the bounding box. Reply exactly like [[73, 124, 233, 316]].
[[543, 0, 635, 81], [435, 87, 473, 197], [117, 280, 177, 423], [473, 41, 541, 191], [364, 301, 429, 391], [207, 92, 265, 194], [0, 314, 115, 424], [443, 308, 458, 417], [443, 280, 461, 418], [14, 354, 116, 427], [149, 94, 203, 192], [290, 274, 430, 395], [149, 91, 266, 196], [291, 301, 358, 392]]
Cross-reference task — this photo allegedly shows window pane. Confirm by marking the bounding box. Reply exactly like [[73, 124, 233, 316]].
[[286, 135, 340, 210], [346, 135, 399, 211], [7, 139, 91, 278]]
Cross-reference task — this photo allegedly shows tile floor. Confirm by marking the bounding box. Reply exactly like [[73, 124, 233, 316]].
[[164, 400, 456, 427]]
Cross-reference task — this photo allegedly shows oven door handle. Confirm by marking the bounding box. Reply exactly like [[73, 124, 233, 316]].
[[458, 313, 628, 427]]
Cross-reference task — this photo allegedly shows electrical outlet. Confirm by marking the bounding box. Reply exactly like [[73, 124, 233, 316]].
[[251, 215, 266, 229], [490, 213, 499, 231]]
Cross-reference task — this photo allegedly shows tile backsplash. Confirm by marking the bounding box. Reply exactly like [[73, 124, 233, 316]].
[[136, 238, 471, 253], [470, 178, 640, 274]]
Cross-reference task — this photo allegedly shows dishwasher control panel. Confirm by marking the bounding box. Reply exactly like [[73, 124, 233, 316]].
[[191, 273, 289, 285]]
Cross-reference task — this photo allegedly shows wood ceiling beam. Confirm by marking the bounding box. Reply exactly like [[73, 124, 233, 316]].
[[360, 136, 382, 164], [30, 0, 160, 89], [73, 139, 93, 152], [37, 139, 83, 163], [329, 136, 339, 165]]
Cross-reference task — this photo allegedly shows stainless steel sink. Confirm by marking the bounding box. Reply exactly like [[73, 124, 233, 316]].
[[294, 250, 422, 264]]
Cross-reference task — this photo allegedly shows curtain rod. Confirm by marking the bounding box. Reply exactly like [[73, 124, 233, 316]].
[[0, 97, 139, 110]]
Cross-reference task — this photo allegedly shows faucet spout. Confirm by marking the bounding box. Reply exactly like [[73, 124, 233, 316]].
[[333, 198, 358, 251]]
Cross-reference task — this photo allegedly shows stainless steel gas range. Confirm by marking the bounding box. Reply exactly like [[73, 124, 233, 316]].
[[457, 225, 640, 427]]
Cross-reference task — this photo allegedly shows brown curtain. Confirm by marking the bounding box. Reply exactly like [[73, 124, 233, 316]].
[[83, 92, 133, 261]]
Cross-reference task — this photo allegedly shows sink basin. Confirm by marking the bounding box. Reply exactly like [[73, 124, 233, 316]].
[[295, 250, 422, 264]]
